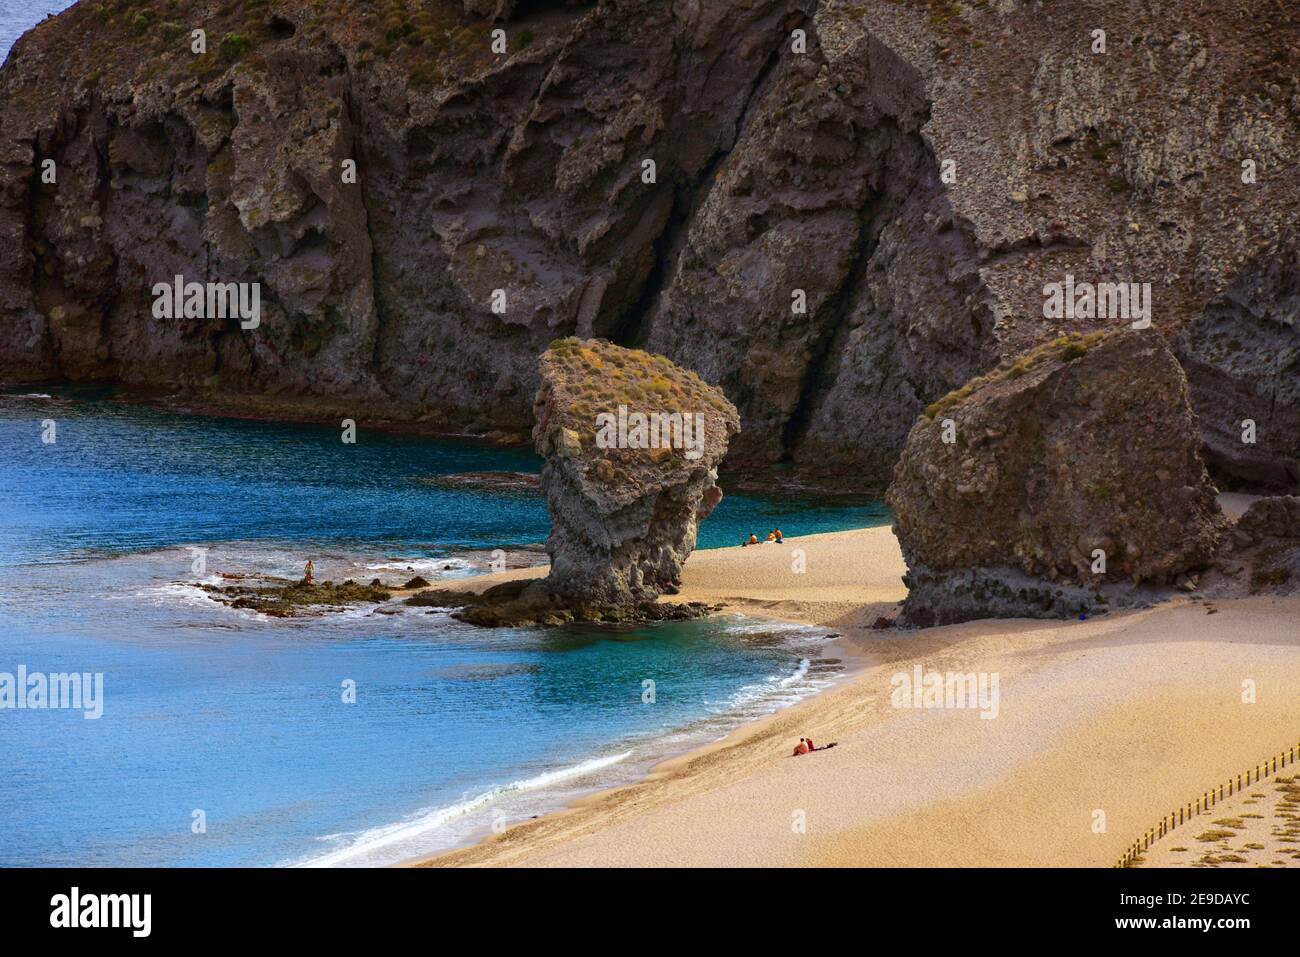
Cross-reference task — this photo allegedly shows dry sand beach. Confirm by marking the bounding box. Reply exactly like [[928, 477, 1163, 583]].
[[415, 507, 1300, 868]]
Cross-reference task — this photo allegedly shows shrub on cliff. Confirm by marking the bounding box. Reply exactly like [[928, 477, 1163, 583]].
[[219, 31, 253, 62]]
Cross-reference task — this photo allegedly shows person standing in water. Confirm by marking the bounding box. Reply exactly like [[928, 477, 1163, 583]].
[[303, 559, 314, 585]]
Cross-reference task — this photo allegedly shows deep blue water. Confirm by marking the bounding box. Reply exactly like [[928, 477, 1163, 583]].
[[1, 0, 75, 65], [0, 390, 886, 866]]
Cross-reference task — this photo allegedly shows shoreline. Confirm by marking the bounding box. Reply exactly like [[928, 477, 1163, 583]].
[[409, 518, 1300, 868], [388, 607, 861, 869], [402, 630, 871, 869], [396, 526, 903, 867]]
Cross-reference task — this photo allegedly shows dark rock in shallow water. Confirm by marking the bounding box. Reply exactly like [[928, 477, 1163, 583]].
[[418, 471, 541, 495], [402, 575, 431, 589], [888, 330, 1224, 626], [406, 578, 718, 627], [202, 578, 393, 617]]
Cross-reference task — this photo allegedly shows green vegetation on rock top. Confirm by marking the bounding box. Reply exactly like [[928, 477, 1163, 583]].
[[923, 331, 1109, 420]]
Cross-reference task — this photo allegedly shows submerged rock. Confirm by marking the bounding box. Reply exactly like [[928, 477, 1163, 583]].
[[887, 330, 1224, 626], [410, 579, 719, 628], [418, 471, 541, 494]]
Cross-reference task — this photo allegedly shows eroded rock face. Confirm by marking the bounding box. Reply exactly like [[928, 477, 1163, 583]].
[[1176, 228, 1300, 491], [1217, 495, 1300, 595], [0, 0, 805, 437], [426, 338, 738, 626], [887, 330, 1224, 626], [531, 337, 740, 607], [2, 2, 1296, 488]]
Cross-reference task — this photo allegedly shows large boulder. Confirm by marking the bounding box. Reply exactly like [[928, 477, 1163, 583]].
[[887, 330, 1224, 626], [531, 337, 740, 605]]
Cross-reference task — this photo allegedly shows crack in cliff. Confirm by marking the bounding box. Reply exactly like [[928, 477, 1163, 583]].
[[769, 54, 999, 474], [19, 134, 49, 370], [345, 81, 391, 394], [610, 7, 807, 349], [22, 103, 121, 379], [90, 110, 120, 372], [777, 161, 887, 461]]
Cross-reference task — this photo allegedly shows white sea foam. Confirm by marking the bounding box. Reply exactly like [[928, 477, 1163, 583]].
[[113, 578, 220, 608], [779, 657, 811, 687], [290, 750, 634, 868], [706, 655, 840, 719], [365, 557, 475, 575], [723, 616, 812, 635], [114, 578, 273, 622]]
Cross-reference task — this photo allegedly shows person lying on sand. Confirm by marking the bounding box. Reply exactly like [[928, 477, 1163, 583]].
[[792, 737, 837, 756]]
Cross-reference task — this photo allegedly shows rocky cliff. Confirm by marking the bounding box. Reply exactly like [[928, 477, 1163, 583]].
[[887, 330, 1224, 625], [1214, 494, 1300, 596], [1, 0, 1297, 490]]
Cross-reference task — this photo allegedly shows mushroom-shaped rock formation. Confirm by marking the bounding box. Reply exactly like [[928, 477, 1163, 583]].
[[887, 330, 1224, 626], [452, 338, 740, 626], [533, 338, 741, 604]]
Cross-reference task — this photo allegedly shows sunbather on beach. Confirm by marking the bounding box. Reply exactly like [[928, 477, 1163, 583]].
[[743, 533, 759, 546], [793, 736, 837, 755]]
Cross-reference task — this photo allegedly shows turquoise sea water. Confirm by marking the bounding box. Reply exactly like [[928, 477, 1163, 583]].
[[0, 389, 887, 866]]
